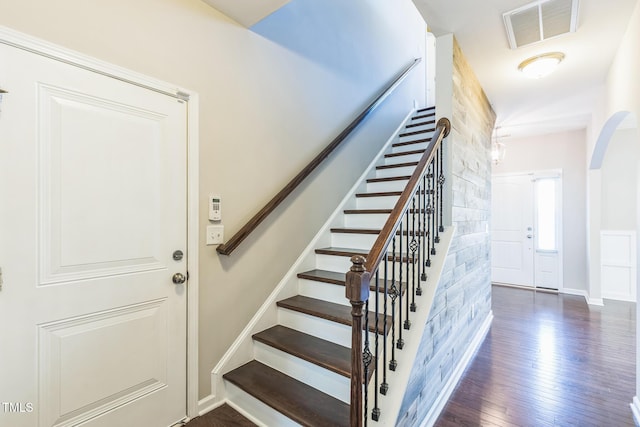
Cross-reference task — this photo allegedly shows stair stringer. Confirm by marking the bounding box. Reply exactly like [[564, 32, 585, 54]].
[[363, 226, 454, 426], [209, 108, 416, 407]]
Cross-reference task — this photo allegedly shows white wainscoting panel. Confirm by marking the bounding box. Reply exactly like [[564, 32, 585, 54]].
[[601, 230, 636, 302]]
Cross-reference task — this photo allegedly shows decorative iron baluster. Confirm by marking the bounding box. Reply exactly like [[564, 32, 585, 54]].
[[434, 146, 441, 244], [404, 209, 411, 329], [410, 197, 418, 312], [372, 269, 381, 421], [363, 298, 371, 427], [397, 221, 404, 350], [420, 174, 428, 284], [425, 166, 432, 268], [430, 159, 437, 256], [380, 257, 389, 395], [389, 236, 398, 371], [438, 144, 445, 234]]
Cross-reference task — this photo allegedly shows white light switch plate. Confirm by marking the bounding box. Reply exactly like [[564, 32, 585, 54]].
[[206, 225, 224, 245]]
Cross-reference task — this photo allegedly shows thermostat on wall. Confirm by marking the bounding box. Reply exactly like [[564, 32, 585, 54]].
[[209, 194, 221, 221]]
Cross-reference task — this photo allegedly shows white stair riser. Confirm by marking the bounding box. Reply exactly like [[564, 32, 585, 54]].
[[277, 307, 379, 348], [384, 152, 424, 166], [298, 278, 350, 306], [254, 341, 350, 403], [330, 232, 378, 249], [344, 213, 389, 228], [356, 194, 401, 209], [278, 307, 352, 347], [298, 278, 395, 309], [391, 141, 431, 154], [226, 382, 300, 427], [366, 180, 409, 193], [375, 166, 416, 179], [315, 254, 354, 272], [399, 128, 435, 140]]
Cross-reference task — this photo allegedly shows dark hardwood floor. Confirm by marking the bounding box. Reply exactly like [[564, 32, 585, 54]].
[[188, 285, 635, 427], [435, 285, 636, 427], [185, 404, 256, 427]]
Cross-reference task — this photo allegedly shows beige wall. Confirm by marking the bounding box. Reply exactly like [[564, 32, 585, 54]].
[[0, 0, 428, 399]]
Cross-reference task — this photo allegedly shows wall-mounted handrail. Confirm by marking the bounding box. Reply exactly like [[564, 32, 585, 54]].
[[217, 58, 422, 256], [346, 116, 451, 425]]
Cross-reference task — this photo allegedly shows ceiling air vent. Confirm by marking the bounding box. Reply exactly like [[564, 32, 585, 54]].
[[503, 0, 579, 49]]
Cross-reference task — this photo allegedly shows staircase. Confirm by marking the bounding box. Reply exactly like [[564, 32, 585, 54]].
[[217, 107, 445, 426]]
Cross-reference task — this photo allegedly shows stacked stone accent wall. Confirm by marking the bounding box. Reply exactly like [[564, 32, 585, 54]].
[[396, 37, 496, 426]]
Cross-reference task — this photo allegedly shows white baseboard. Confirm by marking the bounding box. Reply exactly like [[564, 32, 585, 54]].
[[420, 310, 494, 427], [588, 297, 605, 306], [631, 396, 640, 426], [561, 288, 606, 306], [197, 394, 218, 416]]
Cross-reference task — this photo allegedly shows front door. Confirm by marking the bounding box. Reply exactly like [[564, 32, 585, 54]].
[[491, 173, 561, 290], [0, 41, 188, 427], [491, 174, 535, 286]]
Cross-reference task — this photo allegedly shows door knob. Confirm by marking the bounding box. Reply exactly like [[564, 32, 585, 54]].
[[527, 234, 533, 239], [172, 272, 186, 284]]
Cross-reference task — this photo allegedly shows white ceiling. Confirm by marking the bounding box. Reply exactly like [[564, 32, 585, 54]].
[[201, 0, 291, 27], [203, 0, 637, 139], [413, 0, 639, 139]]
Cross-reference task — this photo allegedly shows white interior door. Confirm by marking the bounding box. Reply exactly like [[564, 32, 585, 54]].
[[491, 174, 535, 286], [0, 42, 188, 427], [492, 173, 562, 290]]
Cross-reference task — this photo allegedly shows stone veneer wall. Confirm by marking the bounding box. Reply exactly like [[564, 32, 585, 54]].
[[396, 37, 496, 426]]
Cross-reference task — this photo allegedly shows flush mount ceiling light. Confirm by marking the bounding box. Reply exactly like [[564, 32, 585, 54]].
[[518, 52, 565, 79]]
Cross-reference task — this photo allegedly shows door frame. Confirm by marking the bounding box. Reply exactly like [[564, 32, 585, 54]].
[[0, 25, 200, 420], [492, 169, 564, 291]]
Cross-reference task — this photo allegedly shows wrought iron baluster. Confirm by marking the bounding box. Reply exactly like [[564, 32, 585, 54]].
[[416, 181, 427, 290], [380, 257, 389, 395], [410, 197, 418, 312], [438, 143, 445, 234], [404, 209, 411, 329], [363, 299, 371, 427], [372, 269, 380, 421], [389, 236, 398, 371], [435, 146, 441, 244], [397, 222, 404, 350], [430, 159, 437, 256]]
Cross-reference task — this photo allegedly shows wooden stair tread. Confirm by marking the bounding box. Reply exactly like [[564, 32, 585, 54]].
[[315, 246, 368, 257], [412, 112, 436, 120], [276, 295, 391, 334], [399, 127, 435, 138], [416, 106, 435, 113], [343, 209, 392, 214], [298, 268, 407, 294], [253, 325, 353, 378], [224, 361, 349, 427], [376, 162, 418, 170], [393, 137, 432, 148], [406, 119, 435, 128], [366, 175, 411, 183], [355, 190, 402, 197], [385, 148, 425, 158], [331, 227, 380, 234], [315, 246, 422, 264], [331, 227, 429, 236]]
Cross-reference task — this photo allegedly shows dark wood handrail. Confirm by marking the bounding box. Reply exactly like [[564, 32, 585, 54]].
[[365, 117, 450, 273], [217, 58, 423, 256]]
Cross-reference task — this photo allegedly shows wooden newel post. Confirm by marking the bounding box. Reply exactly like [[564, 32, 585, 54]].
[[346, 255, 370, 427]]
